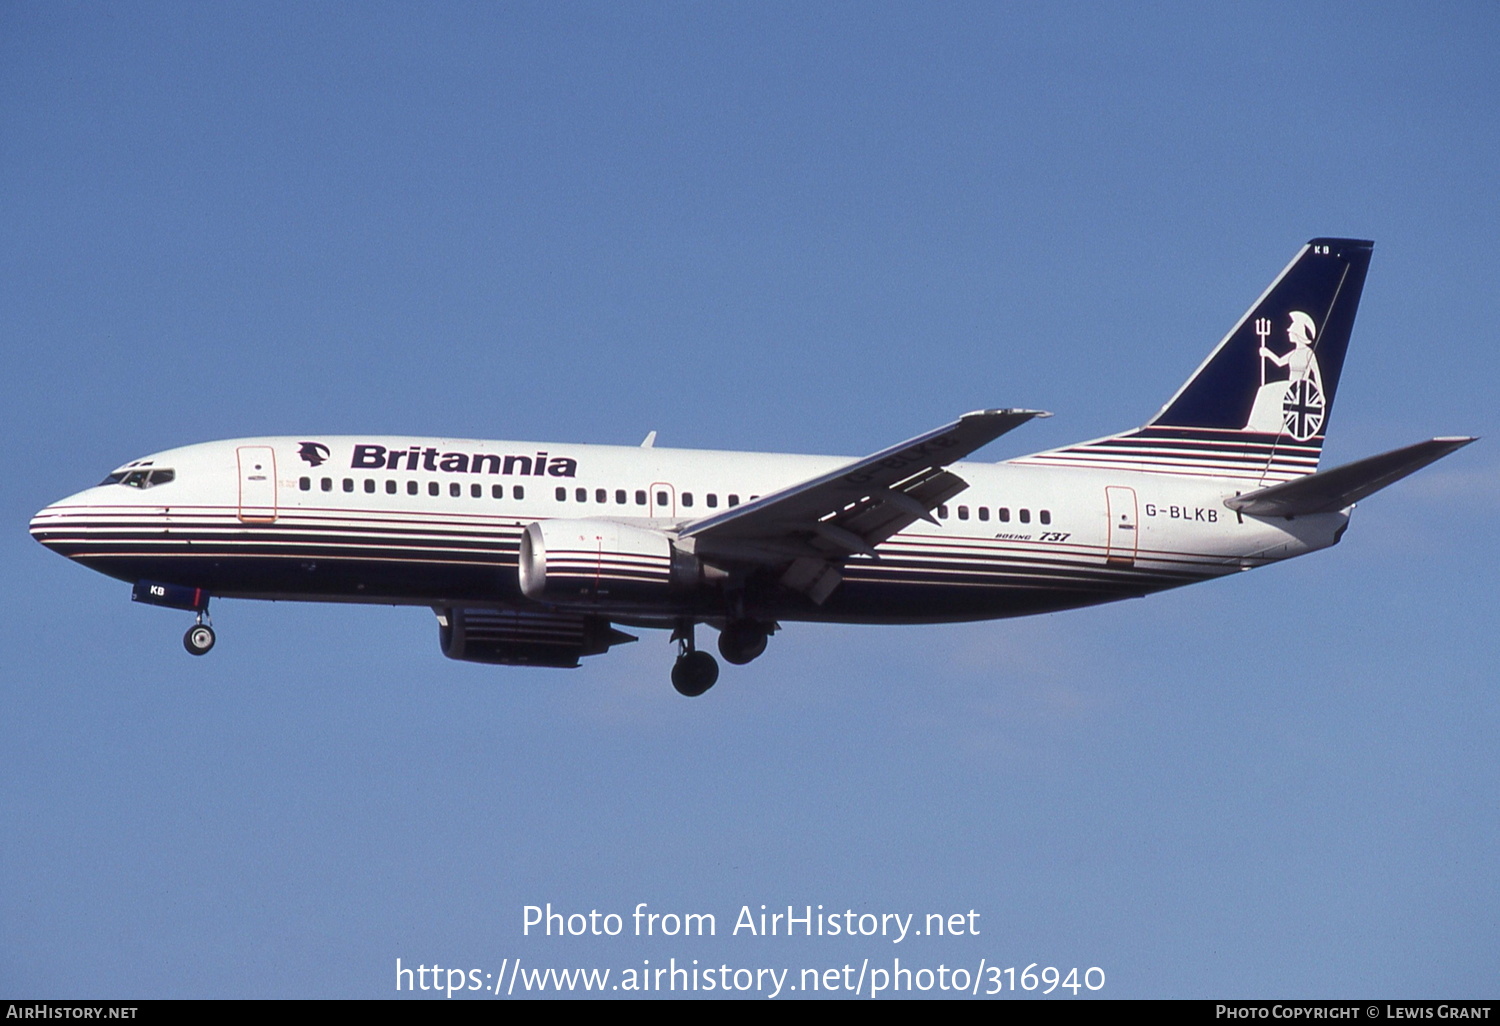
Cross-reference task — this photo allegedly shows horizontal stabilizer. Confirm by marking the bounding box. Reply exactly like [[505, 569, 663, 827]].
[[1225, 437, 1476, 517]]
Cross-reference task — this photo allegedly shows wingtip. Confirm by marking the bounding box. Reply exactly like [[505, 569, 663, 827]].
[[962, 408, 1052, 420]]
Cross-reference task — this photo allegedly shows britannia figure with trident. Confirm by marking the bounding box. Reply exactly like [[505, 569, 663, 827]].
[[1245, 310, 1326, 438]]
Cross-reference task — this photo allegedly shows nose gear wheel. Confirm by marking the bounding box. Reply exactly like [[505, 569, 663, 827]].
[[184, 624, 216, 655]]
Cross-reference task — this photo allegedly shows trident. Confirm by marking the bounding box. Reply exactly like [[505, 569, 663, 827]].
[[1254, 316, 1272, 386]]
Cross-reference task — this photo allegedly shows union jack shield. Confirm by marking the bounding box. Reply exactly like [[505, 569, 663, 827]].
[[1282, 378, 1325, 441]]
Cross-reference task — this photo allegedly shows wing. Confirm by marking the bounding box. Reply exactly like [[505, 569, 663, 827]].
[[680, 409, 1048, 603]]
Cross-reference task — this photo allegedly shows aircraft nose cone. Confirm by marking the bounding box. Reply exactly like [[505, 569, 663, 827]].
[[30, 489, 95, 556], [31, 502, 70, 552]]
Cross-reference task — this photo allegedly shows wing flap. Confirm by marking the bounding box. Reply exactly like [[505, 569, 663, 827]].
[[1225, 436, 1476, 517]]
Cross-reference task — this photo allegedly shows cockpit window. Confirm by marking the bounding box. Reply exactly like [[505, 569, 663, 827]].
[[105, 469, 176, 489]]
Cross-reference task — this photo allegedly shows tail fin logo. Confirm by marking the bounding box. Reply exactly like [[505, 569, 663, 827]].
[[1246, 311, 1325, 440]]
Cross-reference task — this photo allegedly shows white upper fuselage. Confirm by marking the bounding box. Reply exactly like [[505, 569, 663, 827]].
[[30, 434, 1348, 625]]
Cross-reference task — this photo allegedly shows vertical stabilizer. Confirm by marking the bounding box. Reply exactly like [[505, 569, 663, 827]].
[[1013, 239, 1374, 484]]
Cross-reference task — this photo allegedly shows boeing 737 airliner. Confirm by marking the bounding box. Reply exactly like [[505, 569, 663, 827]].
[[31, 239, 1474, 695]]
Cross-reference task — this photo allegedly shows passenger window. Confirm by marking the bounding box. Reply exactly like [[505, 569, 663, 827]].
[[682, 492, 694, 508], [321, 478, 332, 492], [937, 505, 949, 519], [978, 507, 989, 521], [471, 483, 481, 498], [407, 480, 418, 495], [615, 489, 626, 504], [428, 482, 439, 497], [364, 479, 375, 493], [635, 490, 647, 506], [958, 505, 970, 520], [513, 485, 525, 500], [998, 507, 1010, 522], [299, 477, 310, 491], [576, 487, 587, 502], [492, 484, 504, 499], [728, 495, 740, 507], [343, 479, 353, 492], [556, 487, 567, 501], [387, 480, 397, 494], [656, 491, 668, 507], [1040, 510, 1051, 525], [448, 482, 458, 497], [1019, 509, 1030, 523], [707, 494, 718, 508]]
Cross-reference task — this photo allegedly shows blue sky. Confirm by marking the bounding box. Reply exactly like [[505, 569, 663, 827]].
[[3, 2, 1496, 998]]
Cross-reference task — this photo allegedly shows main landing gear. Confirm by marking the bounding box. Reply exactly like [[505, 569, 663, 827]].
[[670, 622, 719, 697], [668, 620, 775, 696], [183, 611, 216, 656], [717, 621, 769, 665]]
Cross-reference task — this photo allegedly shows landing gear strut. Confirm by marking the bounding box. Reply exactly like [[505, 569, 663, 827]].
[[670, 622, 719, 697], [183, 611, 216, 656]]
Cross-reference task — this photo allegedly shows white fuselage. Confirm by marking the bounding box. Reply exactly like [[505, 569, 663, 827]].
[[30, 435, 1348, 627]]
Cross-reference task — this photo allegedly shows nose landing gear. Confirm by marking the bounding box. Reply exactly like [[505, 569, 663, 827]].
[[183, 612, 216, 656]]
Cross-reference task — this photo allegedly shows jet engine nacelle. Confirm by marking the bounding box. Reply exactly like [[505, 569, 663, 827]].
[[519, 519, 706, 607], [438, 606, 636, 668]]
